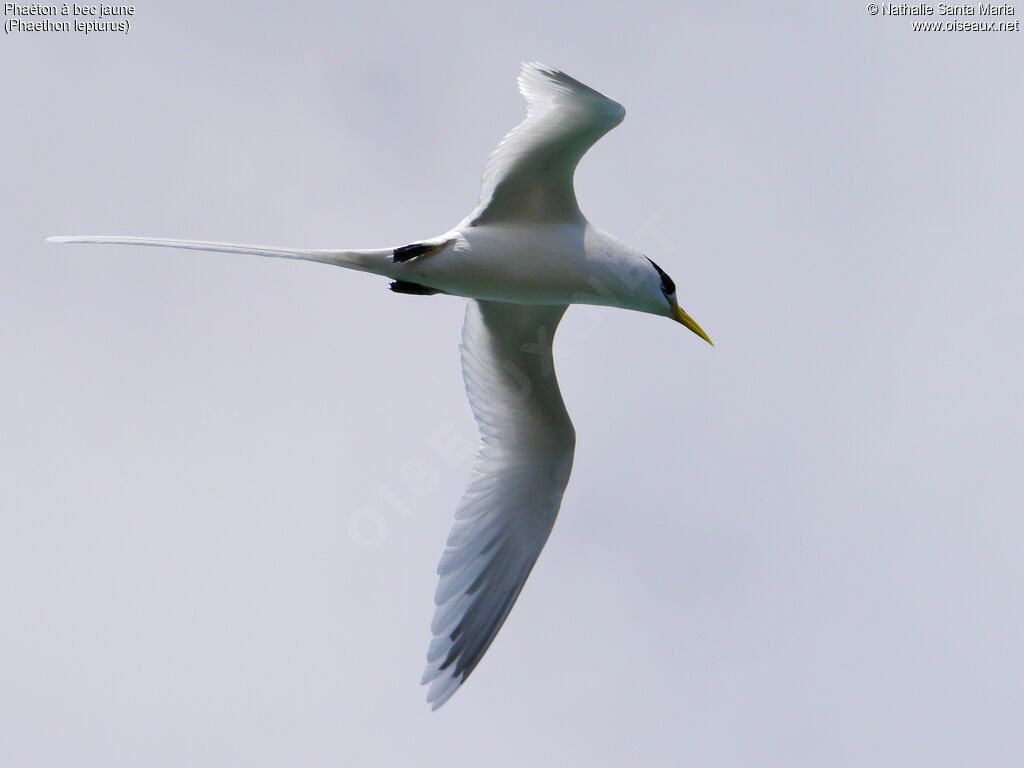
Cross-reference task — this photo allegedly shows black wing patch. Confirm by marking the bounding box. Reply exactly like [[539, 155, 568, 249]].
[[390, 280, 443, 296], [393, 238, 455, 263]]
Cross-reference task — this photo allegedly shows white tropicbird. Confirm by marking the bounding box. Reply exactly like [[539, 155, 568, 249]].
[[49, 63, 713, 709]]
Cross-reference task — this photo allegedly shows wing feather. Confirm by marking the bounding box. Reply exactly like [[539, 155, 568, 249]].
[[422, 300, 575, 709], [464, 63, 625, 226]]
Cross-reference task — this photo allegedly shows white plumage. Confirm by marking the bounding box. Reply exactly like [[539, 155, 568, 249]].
[[422, 301, 574, 708], [48, 62, 712, 709]]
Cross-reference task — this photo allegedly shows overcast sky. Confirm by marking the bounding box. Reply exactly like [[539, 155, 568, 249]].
[[2, 2, 1023, 766]]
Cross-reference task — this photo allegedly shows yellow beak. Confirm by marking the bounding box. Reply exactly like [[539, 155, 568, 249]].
[[672, 303, 714, 346]]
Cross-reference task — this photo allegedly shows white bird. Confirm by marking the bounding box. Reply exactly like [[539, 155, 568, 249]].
[[48, 63, 712, 709]]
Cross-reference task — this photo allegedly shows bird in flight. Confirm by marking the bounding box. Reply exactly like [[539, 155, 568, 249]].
[[49, 63, 713, 709]]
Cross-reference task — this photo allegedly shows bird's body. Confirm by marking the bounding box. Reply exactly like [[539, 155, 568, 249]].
[[394, 224, 657, 308], [49, 63, 711, 709]]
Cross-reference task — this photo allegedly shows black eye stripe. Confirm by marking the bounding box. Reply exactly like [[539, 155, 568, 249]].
[[646, 257, 675, 295]]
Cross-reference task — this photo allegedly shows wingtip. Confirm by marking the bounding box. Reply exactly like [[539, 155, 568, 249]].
[[521, 60, 554, 74], [518, 61, 560, 86], [515, 62, 625, 122], [424, 673, 462, 711]]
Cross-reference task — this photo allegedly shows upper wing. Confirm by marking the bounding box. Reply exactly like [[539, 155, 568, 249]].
[[422, 300, 575, 709], [463, 63, 626, 226]]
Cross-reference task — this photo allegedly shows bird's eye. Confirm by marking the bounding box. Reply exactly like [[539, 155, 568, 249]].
[[646, 258, 675, 296]]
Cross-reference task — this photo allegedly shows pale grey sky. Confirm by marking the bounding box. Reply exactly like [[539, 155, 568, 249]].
[[2, 2, 1023, 766]]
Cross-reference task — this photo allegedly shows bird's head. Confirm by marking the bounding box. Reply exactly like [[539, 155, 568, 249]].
[[642, 257, 713, 345]]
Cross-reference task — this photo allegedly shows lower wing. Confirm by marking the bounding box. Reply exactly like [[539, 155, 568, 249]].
[[422, 299, 576, 709]]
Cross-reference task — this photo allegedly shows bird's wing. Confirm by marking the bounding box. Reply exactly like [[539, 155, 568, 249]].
[[464, 62, 625, 226], [422, 299, 575, 709]]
